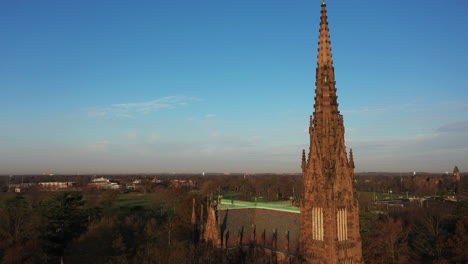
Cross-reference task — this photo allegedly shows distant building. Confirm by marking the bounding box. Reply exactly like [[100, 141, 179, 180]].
[[126, 179, 144, 191], [402, 169, 460, 191], [9, 183, 35, 193], [152, 178, 162, 184], [38, 182, 75, 191], [171, 179, 196, 189], [88, 177, 120, 190]]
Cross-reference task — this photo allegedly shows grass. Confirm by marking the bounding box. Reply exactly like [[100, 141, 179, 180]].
[[115, 193, 152, 207], [359, 191, 408, 201], [220, 192, 244, 200], [0, 192, 171, 209], [0, 192, 18, 208]]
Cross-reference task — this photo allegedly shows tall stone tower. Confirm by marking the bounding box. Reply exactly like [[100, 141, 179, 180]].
[[300, 1, 363, 263]]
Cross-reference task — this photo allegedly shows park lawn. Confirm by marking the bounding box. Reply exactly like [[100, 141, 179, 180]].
[[0, 192, 18, 208], [83, 192, 154, 208], [220, 191, 245, 200], [358, 191, 407, 201], [114, 193, 152, 207]]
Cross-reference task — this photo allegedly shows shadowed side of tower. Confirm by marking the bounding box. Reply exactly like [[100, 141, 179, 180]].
[[300, 2, 363, 263]]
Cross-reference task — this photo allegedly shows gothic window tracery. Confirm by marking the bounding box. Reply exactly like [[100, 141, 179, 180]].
[[312, 207, 324, 241], [336, 207, 348, 241]]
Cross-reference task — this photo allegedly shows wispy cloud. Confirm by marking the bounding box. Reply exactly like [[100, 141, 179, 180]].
[[343, 101, 468, 115], [210, 131, 221, 137], [205, 114, 216, 118], [348, 127, 468, 172], [86, 141, 112, 152], [342, 104, 410, 114], [149, 132, 160, 143], [437, 119, 468, 132], [84, 96, 201, 118], [342, 107, 369, 114]]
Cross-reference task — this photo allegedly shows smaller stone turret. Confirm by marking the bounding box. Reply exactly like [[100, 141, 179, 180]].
[[203, 200, 222, 247], [191, 198, 196, 225]]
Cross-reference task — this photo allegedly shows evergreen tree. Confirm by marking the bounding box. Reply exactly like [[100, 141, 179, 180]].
[[37, 192, 88, 263]]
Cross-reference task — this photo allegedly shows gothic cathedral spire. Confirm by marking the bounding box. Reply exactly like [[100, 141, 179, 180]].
[[300, 2, 363, 263]]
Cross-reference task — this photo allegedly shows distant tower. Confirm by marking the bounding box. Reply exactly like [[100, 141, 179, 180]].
[[300, 2, 363, 263], [453, 166, 461, 182]]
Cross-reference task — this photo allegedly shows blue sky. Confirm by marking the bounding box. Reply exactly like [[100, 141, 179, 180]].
[[1, 0, 467, 174]]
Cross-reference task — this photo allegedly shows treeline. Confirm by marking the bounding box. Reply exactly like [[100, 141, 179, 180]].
[[0, 188, 286, 264], [355, 173, 467, 197], [360, 200, 468, 263], [0, 188, 202, 264], [1, 174, 467, 263], [2, 172, 465, 198]]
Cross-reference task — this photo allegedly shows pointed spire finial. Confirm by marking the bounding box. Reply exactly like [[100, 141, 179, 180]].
[[200, 203, 204, 222], [191, 198, 196, 225], [301, 149, 307, 170], [349, 148, 355, 169]]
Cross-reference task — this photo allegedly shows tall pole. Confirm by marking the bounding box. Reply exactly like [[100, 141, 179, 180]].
[[8, 175, 12, 192]]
